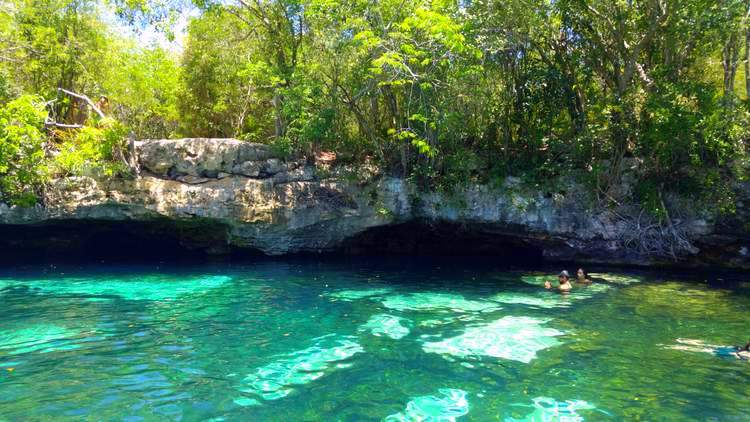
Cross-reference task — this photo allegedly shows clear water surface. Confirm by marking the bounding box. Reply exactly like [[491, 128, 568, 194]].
[[1, 258, 749, 421]]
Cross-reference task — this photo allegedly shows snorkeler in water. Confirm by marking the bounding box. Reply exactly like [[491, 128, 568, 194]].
[[736, 340, 750, 360], [576, 268, 592, 284], [545, 271, 572, 293], [713, 341, 750, 360], [670, 338, 750, 361]]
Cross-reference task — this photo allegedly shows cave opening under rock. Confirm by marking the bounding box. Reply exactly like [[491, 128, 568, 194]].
[[338, 221, 546, 264], [0, 220, 547, 264], [0, 220, 242, 264]]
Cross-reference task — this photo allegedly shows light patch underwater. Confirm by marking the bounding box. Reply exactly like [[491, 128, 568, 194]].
[[422, 316, 564, 363], [490, 284, 610, 309], [588, 273, 642, 285], [235, 335, 364, 404], [0, 324, 83, 355], [381, 293, 501, 313], [324, 287, 394, 301], [358, 314, 410, 339], [385, 388, 469, 422], [0, 274, 232, 301], [489, 293, 573, 309], [504, 397, 597, 422], [418, 314, 481, 328]]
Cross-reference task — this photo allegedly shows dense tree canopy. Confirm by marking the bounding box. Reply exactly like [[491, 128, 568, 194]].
[[1, 0, 749, 213]]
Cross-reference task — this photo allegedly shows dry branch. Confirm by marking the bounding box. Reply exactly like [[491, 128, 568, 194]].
[[44, 121, 84, 129], [57, 88, 106, 119], [615, 204, 695, 260]]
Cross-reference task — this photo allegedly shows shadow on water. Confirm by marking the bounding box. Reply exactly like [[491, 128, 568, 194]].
[[0, 219, 548, 263], [0, 219, 261, 265]]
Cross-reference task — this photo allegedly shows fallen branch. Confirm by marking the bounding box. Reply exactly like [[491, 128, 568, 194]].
[[44, 121, 84, 129], [615, 202, 694, 260], [57, 88, 106, 119]]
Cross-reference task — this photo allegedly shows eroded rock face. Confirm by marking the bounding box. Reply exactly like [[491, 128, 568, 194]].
[[137, 138, 290, 179], [0, 138, 748, 268], [0, 177, 408, 256], [0, 138, 409, 256]]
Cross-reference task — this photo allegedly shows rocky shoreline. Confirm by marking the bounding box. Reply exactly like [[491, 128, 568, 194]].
[[1, 138, 748, 269]]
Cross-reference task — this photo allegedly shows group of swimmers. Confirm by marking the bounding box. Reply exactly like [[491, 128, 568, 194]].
[[544, 268, 750, 362], [544, 268, 591, 292]]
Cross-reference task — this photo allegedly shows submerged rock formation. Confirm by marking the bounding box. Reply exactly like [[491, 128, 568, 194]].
[[0, 138, 748, 268]]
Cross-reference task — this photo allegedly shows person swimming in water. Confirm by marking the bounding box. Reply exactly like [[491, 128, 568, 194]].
[[736, 340, 750, 360], [669, 338, 750, 361], [668, 338, 750, 362], [545, 271, 572, 293], [576, 268, 592, 284], [713, 340, 750, 360]]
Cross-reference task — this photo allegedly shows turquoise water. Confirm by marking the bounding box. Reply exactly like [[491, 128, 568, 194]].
[[0, 259, 749, 420]]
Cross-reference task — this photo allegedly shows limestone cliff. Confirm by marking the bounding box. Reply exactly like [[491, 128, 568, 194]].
[[1, 138, 748, 268]]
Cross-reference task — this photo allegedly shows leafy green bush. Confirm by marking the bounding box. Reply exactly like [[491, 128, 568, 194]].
[[0, 95, 48, 206], [53, 119, 129, 178], [637, 81, 748, 215]]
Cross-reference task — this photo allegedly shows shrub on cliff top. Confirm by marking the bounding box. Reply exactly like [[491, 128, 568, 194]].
[[52, 119, 129, 178]]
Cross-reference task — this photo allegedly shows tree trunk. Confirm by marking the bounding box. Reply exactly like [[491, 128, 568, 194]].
[[272, 91, 284, 138], [723, 33, 740, 106]]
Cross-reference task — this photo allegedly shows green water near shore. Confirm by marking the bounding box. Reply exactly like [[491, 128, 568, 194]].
[[0, 260, 748, 420]]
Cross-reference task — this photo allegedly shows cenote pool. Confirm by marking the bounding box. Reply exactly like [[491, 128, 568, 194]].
[[0, 259, 749, 421]]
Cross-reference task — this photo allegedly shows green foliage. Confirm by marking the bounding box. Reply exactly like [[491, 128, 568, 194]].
[[0, 95, 48, 205], [178, 8, 264, 137], [105, 46, 181, 139], [268, 136, 294, 159], [6, 0, 109, 98], [1, 0, 750, 214], [53, 120, 129, 178], [279, 73, 337, 153]]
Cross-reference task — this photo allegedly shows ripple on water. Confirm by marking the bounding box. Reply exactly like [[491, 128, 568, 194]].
[[490, 284, 610, 309], [489, 293, 573, 309], [0, 279, 11, 292], [325, 287, 394, 301], [588, 273, 642, 285], [0, 324, 83, 355], [422, 316, 564, 363], [381, 293, 501, 313], [235, 335, 364, 404], [358, 314, 410, 340], [0, 275, 232, 301], [385, 388, 469, 422], [417, 314, 482, 328], [504, 397, 596, 422]]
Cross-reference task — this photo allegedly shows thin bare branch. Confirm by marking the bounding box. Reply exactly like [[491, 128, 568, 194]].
[[57, 88, 106, 119]]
